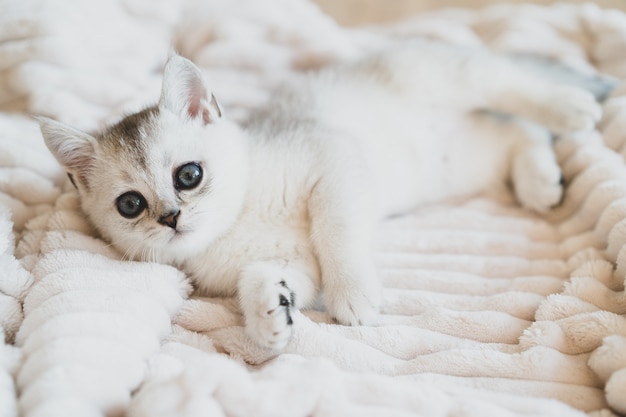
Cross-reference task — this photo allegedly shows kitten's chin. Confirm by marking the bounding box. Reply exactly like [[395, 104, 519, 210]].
[[114, 230, 203, 265], [155, 230, 206, 263]]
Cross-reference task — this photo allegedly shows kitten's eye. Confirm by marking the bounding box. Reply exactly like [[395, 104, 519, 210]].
[[175, 163, 203, 190], [116, 191, 147, 218]]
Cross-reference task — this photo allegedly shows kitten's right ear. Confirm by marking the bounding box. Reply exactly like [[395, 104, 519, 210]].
[[37, 116, 97, 189], [159, 54, 222, 125]]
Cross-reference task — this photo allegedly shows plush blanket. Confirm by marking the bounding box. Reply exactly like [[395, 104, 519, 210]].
[[1, 1, 626, 416]]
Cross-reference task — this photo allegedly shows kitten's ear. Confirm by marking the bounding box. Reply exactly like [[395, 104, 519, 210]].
[[37, 116, 97, 189], [159, 54, 222, 125]]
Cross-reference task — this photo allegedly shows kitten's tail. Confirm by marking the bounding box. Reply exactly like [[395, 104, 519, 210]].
[[507, 53, 617, 101]]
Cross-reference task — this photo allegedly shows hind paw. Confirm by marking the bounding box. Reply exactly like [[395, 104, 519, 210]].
[[513, 146, 564, 213], [536, 87, 602, 135]]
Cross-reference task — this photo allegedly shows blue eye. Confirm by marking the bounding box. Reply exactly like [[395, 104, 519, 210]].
[[175, 163, 202, 190], [116, 191, 147, 218]]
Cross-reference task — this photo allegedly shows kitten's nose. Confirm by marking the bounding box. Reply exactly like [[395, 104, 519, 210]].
[[158, 210, 180, 229]]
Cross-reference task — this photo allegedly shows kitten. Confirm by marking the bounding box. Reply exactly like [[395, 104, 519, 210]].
[[39, 39, 610, 350]]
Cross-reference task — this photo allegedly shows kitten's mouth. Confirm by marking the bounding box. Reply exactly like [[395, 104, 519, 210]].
[[169, 229, 186, 240], [168, 225, 197, 244]]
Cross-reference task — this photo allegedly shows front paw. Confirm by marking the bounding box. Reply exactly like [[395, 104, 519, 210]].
[[325, 272, 381, 326], [243, 280, 295, 350]]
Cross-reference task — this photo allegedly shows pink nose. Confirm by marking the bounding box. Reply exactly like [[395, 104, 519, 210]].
[[158, 210, 180, 229]]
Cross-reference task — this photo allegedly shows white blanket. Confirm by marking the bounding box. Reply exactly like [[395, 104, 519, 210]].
[[1, 1, 626, 416]]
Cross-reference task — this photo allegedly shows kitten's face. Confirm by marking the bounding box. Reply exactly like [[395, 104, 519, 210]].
[[86, 109, 246, 262], [40, 55, 248, 263]]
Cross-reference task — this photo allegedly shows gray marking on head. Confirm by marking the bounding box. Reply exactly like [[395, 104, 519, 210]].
[[97, 106, 160, 169]]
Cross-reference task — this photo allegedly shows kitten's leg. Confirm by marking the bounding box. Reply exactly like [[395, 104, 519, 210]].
[[307, 174, 382, 326], [471, 112, 563, 212], [485, 81, 602, 136], [455, 50, 603, 134], [238, 261, 318, 350], [375, 42, 603, 135]]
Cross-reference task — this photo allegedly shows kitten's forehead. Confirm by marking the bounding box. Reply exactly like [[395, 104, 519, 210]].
[[98, 106, 161, 169], [95, 106, 203, 198]]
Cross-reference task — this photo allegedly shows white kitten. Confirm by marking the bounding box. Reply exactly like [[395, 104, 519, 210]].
[[40, 40, 608, 350]]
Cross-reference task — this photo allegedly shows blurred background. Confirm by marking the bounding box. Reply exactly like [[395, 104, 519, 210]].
[[313, 0, 626, 25]]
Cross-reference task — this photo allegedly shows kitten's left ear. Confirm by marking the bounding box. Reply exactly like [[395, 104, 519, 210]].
[[159, 54, 223, 125]]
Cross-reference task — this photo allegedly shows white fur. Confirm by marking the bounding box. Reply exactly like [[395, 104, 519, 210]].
[[40, 40, 602, 349]]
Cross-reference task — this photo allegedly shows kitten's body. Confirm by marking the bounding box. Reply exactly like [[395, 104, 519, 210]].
[[40, 40, 609, 349]]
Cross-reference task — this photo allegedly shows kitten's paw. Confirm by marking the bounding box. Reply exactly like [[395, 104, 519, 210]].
[[331, 293, 378, 326], [243, 280, 295, 350], [538, 87, 601, 135], [325, 270, 381, 326], [239, 262, 317, 350], [513, 146, 563, 213]]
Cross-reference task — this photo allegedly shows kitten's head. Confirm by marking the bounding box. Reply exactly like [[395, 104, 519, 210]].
[[39, 54, 248, 263]]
